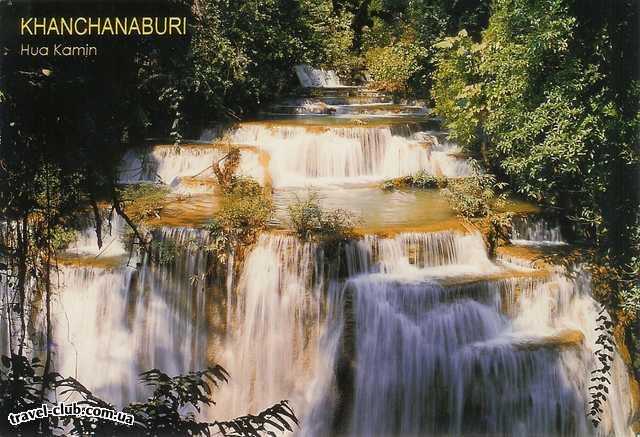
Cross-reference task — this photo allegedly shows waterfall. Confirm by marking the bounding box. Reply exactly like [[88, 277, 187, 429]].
[[209, 235, 330, 420], [294, 65, 342, 88], [65, 213, 127, 258], [303, 233, 634, 436], [51, 226, 214, 407], [118, 145, 265, 189], [230, 125, 472, 186], [38, 217, 635, 435], [198, 230, 636, 435], [346, 231, 494, 274], [27, 94, 635, 436], [118, 125, 472, 192], [511, 215, 565, 246]]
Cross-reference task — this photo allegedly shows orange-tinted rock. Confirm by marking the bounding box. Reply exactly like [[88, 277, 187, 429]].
[[58, 255, 126, 270], [513, 330, 585, 351]]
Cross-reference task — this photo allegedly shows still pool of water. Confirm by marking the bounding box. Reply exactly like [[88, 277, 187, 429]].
[[272, 186, 457, 232]]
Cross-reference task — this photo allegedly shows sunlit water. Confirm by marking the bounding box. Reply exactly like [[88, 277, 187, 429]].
[[294, 65, 342, 88], [272, 187, 456, 231], [46, 227, 636, 436], [119, 120, 472, 190]]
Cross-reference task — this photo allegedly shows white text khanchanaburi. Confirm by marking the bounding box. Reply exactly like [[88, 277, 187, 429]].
[[20, 17, 187, 36]]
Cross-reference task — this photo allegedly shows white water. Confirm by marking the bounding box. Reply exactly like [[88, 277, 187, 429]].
[[294, 65, 342, 88], [304, 233, 634, 436], [51, 227, 213, 406], [36, 218, 635, 436], [118, 145, 265, 188], [511, 215, 566, 246], [209, 235, 330, 420], [198, 231, 634, 435], [65, 213, 128, 258], [117, 124, 471, 191], [229, 125, 472, 186]]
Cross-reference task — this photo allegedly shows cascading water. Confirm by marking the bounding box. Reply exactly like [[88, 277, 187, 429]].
[[118, 145, 265, 189], [65, 213, 128, 258], [294, 65, 342, 88], [37, 95, 636, 437], [209, 235, 331, 421], [196, 230, 635, 436], [51, 225, 215, 407], [302, 232, 635, 437], [229, 124, 472, 186], [511, 215, 565, 246]]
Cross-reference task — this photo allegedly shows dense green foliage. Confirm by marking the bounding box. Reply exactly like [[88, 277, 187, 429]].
[[433, 0, 639, 245], [442, 174, 507, 219], [182, 0, 357, 132], [356, 0, 490, 96], [363, 28, 425, 94]]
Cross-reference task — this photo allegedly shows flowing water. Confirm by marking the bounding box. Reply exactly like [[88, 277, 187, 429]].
[[11, 89, 636, 436], [228, 124, 472, 186], [294, 65, 342, 88], [119, 122, 471, 189], [511, 215, 566, 246]]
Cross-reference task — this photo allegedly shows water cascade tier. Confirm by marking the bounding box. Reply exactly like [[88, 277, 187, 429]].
[[294, 65, 343, 88], [229, 124, 472, 187], [511, 215, 566, 246], [52, 227, 215, 406], [119, 123, 472, 191], [48, 226, 637, 436]]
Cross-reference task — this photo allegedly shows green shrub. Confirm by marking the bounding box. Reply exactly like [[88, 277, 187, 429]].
[[409, 171, 447, 189], [228, 176, 263, 197], [218, 194, 272, 240], [288, 192, 358, 245], [206, 177, 273, 261], [219, 180, 272, 235], [119, 184, 170, 223], [442, 174, 506, 219], [380, 171, 448, 190], [364, 27, 425, 95]]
